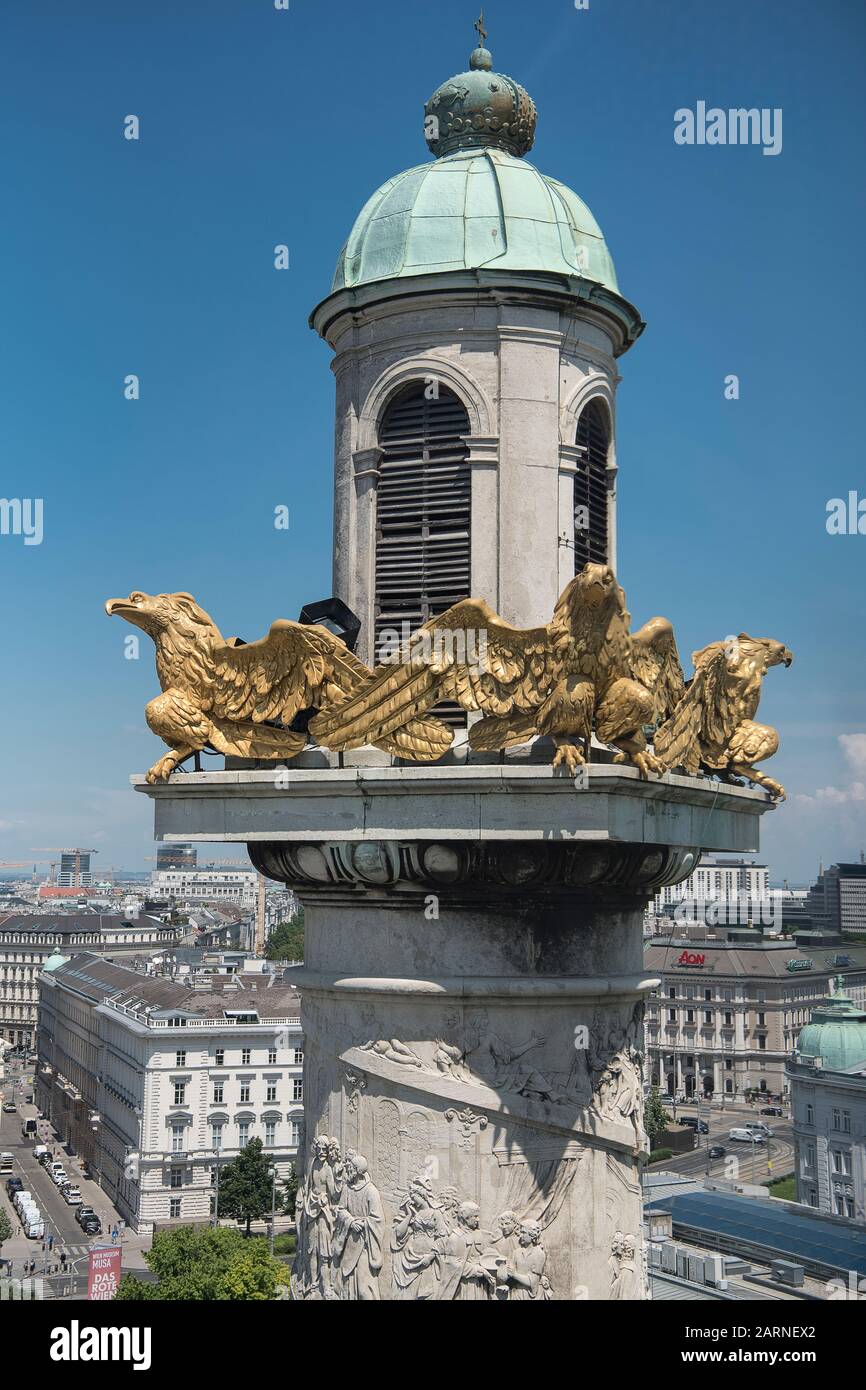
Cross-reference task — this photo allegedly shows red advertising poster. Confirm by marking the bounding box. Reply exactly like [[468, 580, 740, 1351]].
[[87, 1245, 122, 1300]]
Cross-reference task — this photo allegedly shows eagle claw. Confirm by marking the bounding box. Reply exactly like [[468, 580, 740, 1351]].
[[552, 743, 586, 776]]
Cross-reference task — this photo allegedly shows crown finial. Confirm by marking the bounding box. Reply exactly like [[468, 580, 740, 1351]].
[[474, 10, 487, 47], [470, 9, 492, 70]]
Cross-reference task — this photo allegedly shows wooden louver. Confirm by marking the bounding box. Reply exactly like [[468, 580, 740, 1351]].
[[375, 383, 471, 729], [574, 398, 610, 572]]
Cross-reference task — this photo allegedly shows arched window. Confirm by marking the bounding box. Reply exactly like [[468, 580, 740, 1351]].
[[375, 382, 471, 660], [574, 398, 610, 571]]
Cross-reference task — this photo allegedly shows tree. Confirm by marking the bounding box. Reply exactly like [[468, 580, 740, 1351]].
[[644, 1086, 670, 1146], [265, 908, 305, 962], [115, 1225, 289, 1301], [216, 1137, 275, 1234], [280, 1162, 299, 1219], [0, 1208, 12, 1254]]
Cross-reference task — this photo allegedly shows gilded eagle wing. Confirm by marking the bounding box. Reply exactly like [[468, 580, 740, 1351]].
[[630, 617, 686, 724], [209, 621, 370, 725], [309, 599, 558, 753], [653, 642, 737, 773]]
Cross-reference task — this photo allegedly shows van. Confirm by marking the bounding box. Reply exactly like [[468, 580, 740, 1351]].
[[744, 1122, 773, 1138], [729, 1127, 765, 1143], [49, 1161, 65, 1179], [20, 1118, 37, 1139], [32, 1144, 49, 1163], [24, 1214, 44, 1240], [0, 1152, 13, 1175]]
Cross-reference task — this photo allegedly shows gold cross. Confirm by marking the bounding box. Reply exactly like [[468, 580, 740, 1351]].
[[474, 10, 487, 47]]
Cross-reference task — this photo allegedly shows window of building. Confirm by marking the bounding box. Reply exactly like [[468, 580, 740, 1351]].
[[266, 1082, 278, 1103], [573, 398, 610, 570], [758, 1036, 766, 1050], [268, 1048, 277, 1065], [293, 1079, 303, 1102], [293, 1048, 303, 1065], [211, 1123, 224, 1152], [724, 1012, 733, 1026], [171, 1125, 185, 1154], [215, 1049, 224, 1066], [685, 1009, 694, 1023], [170, 1167, 183, 1189], [175, 1050, 186, 1067], [725, 1079, 733, 1093], [290, 1120, 300, 1147], [375, 383, 471, 677], [242, 1048, 251, 1066], [806, 1104, 814, 1125], [173, 1082, 186, 1106], [703, 1011, 712, 1024], [239, 1082, 251, 1104], [668, 1009, 676, 1023], [213, 1083, 224, 1104], [704, 989, 712, 1001], [831, 1149, 851, 1176], [264, 1121, 276, 1148], [169, 1197, 182, 1219], [238, 1121, 250, 1147], [668, 988, 676, 999]]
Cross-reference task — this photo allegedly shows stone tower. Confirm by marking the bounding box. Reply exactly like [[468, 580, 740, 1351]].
[[310, 37, 644, 662]]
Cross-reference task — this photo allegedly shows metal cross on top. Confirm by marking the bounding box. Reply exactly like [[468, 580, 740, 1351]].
[[474, 10, 488, 48]]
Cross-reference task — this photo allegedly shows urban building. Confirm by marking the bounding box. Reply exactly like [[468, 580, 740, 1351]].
[[0, 912, 181, 1047], [150, 867, 257, 910], [807, 862, 866, 937], [155, 843, 197, 872], [788, 987, 866, 1220], [36, 953, 303, 1233], [653, 857, 775, 929], [644, 936, 866, 1101], [58, 848, 96, 888]]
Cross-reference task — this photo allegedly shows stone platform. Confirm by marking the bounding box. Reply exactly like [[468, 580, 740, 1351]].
[[136, 761, 772, 1300]]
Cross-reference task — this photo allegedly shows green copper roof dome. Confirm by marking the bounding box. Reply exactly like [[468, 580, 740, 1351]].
[[797, 985, 866, 1072], [332, 31, 619, 296]]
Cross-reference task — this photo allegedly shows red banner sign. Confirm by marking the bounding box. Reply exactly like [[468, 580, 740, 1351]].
[[87, 1245, 122, 1300], [676, 950, 705, 966]]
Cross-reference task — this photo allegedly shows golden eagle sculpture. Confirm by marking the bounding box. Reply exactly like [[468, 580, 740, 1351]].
[[105, 591, 451, 783], [310, 563, 685, 777], [654, 635, 793, 799]]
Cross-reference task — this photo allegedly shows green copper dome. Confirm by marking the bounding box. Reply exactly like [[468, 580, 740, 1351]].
[[331, 35, 619, 297], [797, 986, 866, 1072]]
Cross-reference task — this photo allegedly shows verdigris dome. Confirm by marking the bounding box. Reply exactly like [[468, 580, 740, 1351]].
[[331, 37, 619, 297], [797, 988, 866, 1071]]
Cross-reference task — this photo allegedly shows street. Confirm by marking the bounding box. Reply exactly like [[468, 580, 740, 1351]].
[[1, 1054, 126, 1296], [655, 1098, 794, 1185]]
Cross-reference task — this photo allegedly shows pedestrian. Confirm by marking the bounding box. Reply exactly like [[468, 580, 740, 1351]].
[[59, 1249, 66, 1269], [47, 1232, 53, 1251]]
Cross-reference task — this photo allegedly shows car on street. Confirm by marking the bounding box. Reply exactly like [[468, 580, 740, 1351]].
[[81, 1215, 102, 1235], [708, 1145, 727, 1159], [760, 1105, 783, 1116], [51, 1167, 69, 1186], [745, 1122, 774, 1138], [729, 1127, 766, 1143], [1, 1102, 16, 1114], [63, 1185, 83, 1205], [76, 1204, 98, 1226], [681, 1118, 709, 1133], [6, 1176, 23, 1197]]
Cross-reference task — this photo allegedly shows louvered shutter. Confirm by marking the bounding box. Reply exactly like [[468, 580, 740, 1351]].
[[375, 383, 471, 729], [574, 399, 610, 571]]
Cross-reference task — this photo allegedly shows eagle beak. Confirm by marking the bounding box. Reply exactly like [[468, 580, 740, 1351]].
[[784, 650, 794, 668], [105, 598, 133, 617]]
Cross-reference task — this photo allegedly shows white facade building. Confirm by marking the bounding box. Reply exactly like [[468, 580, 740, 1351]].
[[37, 953, 303, 1233], [150, 868, 258, 910]]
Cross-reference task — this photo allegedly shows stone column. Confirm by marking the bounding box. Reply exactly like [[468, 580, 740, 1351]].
[[251, 836, 698, 1302]]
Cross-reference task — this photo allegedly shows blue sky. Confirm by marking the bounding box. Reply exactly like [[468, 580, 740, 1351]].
[[1, 0, 864, 881]]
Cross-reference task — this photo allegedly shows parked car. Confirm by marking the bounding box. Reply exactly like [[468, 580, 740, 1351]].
[[49, 1161, 66, 1178], [681, 1118, 709, 1133], [760, 1105, 783, 1116], [0, 1152, 13, 1175], [76, 1204, 96, 1226], [81, 1216, 102, 1236], [5, 1176, 23, 1197], [708, 1145, 727, 1159], [1, 1102, 15, 1114], [51, 1167, 69, 1186], [63, 1186, 83, 1206]]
